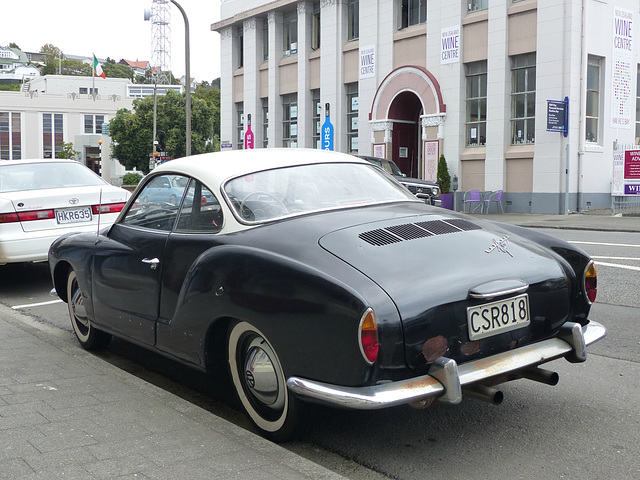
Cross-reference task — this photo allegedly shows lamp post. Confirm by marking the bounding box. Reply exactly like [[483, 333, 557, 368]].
[[170, 0, 191, 157], [144, 1, 191, 157]]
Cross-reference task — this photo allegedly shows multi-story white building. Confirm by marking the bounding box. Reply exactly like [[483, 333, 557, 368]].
[[212, 0, 640, 214], [0, 75, 134, 184]]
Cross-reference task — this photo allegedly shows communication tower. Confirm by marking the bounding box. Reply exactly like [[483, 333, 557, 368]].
[[149, 0, 171, 84]]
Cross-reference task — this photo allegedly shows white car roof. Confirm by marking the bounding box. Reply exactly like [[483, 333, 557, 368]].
[[152, 149, 369, 188], [0, 158, 80, 166]]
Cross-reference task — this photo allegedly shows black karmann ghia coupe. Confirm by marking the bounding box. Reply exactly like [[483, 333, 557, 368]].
[[49, 149, 605, 441]]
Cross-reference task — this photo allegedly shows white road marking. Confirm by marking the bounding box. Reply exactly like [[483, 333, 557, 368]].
[[12, 299, 63, 310], [591, 256, 640, 261], [594, 261, 640, 272], [569, 241, 640, 248]]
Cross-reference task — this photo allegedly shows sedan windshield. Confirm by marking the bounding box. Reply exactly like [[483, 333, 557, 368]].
[[224, 162, 418, 223], [0, 162, 107, 193]]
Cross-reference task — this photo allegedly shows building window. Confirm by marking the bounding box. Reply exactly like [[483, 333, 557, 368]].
[[586, 56, 601, 144], [346, 83, 359, 154], [262, 18, 269, 62], [511, 52, 536, 145], [312, 3, 321, 50], [79, 87, 88, 94], [348, 0, 359, 41], [237, 27, 244, 68], [466, 61, 487, 146], [84, 114, 106, 134], [398, 0, 427, 30], [43, 113, 64, 159], [236, 103, 244, 149], [312, 90, 321, 149], [262, 98, 269, 148], [282, 94, 298, 147], [0, 112, 21, 160], [468, 0, 488, 13], [283, 11, 298, 56]]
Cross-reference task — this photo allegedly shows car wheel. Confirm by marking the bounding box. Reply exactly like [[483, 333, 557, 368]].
[[67, 270, 111, 350], [169, 194, 178, 205], [228, 321, 299, 442]]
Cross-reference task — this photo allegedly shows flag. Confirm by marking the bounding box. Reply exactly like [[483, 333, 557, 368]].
[[93, 54, 106, 79]]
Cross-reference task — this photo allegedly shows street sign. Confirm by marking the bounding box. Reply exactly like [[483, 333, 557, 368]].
[[547, 97, 569, 137], [322, 103, 333, 151]]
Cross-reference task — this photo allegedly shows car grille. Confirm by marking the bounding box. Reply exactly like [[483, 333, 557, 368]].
[[358, 219, 481, 246]]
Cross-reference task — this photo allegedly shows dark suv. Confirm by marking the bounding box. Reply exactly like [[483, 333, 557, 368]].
[[359, 155, 441, 206]]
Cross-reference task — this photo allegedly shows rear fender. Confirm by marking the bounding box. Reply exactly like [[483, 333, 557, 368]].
[[155, 244, 398, 386]]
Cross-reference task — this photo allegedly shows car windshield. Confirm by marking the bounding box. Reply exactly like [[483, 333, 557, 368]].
[[224, 162, 418, 223], [0, 162, 107, 193], [382, 159, 404, 176]]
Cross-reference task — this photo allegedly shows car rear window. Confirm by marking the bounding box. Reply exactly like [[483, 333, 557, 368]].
[[223, 162, 417, 224], [0, 162, 107, 193]]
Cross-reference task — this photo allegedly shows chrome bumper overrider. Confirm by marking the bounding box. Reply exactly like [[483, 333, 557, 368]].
[[286, 321, 606, 409]]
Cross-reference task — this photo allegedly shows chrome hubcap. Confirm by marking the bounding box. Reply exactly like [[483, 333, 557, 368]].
[[70, 285, 89, 328], [243, 338, 281, 408]]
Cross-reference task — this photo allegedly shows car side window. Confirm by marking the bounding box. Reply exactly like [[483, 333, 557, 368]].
[[121, 174, 190, 231], [175, 180, 223, 234]]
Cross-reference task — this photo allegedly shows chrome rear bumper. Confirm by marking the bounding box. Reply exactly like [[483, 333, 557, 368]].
[[286, 321, 606, 410]]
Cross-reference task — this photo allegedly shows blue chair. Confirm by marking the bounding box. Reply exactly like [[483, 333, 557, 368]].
[[484, 190, 504, 213], [463, 189, 483, 213]]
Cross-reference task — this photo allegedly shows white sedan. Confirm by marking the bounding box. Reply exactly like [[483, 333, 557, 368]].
[[0, 159, 130, 265]]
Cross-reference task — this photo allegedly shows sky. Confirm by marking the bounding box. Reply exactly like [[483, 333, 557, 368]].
[[1, 0, 222, 83]]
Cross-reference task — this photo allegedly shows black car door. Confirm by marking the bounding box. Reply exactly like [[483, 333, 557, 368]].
[[91, 173, 190, 345]]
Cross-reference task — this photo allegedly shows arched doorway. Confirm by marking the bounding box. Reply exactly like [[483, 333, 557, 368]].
[[389, 91, 422, 178], [369, 66, 446, 180]]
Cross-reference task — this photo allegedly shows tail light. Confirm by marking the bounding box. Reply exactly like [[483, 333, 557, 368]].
[[583, 260, 597, 304], [358, 308, 379, 364], [92, 202, 126, 214], [0, 209, 54, 223]]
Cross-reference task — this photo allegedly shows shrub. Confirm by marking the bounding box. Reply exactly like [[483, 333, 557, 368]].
[[121, 172, 143, 185], [437, 154, 451, 194]]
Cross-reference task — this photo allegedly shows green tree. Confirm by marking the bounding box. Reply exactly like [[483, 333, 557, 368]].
[[39, 43, 62, 63], [109, 89, 220, 172], [437, 154, 451, 194], [58, 142, 79, 160], [103, 59, 134, 80], [60, 59, 91, 76]]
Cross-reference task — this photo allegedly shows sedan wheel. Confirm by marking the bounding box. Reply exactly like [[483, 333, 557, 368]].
[[67, 270, 111, 350], [228, 321, 299, 442]]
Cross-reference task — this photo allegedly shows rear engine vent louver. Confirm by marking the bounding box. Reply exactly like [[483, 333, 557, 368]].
[[358, 228, 403, 246], [358, 219, 481, 246]]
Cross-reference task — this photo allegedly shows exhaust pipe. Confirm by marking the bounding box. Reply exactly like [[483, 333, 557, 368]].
[[463, 385, 503, 405], [521, 367, 559, 386]]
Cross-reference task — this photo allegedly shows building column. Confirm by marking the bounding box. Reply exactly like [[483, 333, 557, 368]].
[[220, 27, 234, 148], [320, 0, 344, 152], [427, 0, 465, 183], [360, 1, 392, 156], [296, 3, 313, 148], [485, 0, 509, 191], [243, 18, 261, 147], [268, 11, 283, 147]]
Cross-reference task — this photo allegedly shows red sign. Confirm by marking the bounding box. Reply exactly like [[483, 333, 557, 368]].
[[624, 150, 640, 179]]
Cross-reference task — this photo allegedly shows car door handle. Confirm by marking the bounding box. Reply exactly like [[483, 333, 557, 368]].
[[141, 257, 160, 270]]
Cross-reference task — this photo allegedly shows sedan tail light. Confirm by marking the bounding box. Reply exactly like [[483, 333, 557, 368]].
[[583, 260, 597, 304], [0, 209, 55, 223], [358, 308, 379, 364], [92, 202, 126, 215]]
